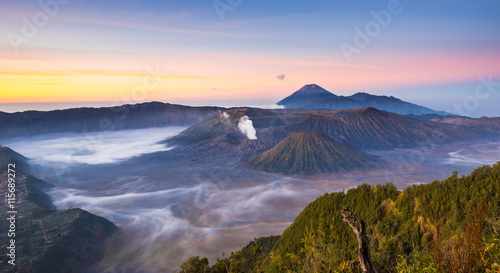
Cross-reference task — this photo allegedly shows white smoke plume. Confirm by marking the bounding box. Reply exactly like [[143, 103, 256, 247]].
[[238, 115, 257, 140]]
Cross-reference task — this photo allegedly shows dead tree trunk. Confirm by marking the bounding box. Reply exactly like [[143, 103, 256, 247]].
[[341, 208, 377, 273]]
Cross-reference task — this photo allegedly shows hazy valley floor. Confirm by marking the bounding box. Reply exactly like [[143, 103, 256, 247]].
[[3, 127, 499, 272]]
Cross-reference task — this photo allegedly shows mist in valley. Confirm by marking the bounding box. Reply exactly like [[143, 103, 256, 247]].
[[1, 126, 499, 272], [1, 127, 187, 165]]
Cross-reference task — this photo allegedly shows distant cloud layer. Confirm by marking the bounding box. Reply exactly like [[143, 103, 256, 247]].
[[2, 127, 187, 165], [49, 177, 312, 271], [445, 142, 500, 166]]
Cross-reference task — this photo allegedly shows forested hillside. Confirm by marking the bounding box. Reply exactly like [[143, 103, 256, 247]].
[[177, 163, 500, 272]]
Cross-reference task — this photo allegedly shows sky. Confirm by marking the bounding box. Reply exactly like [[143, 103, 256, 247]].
[[0, 0, 499, 117]]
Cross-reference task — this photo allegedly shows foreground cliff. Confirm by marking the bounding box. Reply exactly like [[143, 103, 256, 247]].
[[0, 147, 117, 273]]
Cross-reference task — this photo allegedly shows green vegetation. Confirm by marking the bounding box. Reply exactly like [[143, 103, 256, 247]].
[[251, 131, 374, 175], [178, 162, 500, 272], [176, 256, 211, 273], [176, 236, 281, 273]]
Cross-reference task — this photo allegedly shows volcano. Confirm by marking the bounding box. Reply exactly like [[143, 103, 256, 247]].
[[250, 131, 374, 175]]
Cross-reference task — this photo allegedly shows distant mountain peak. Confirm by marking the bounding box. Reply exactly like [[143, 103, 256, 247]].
[[277, 85, 452, 116], [277, 84, 337, 109], [295, 84, 334, 95]]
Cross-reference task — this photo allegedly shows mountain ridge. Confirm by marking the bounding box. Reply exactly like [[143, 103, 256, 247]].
[[0, 101, 223, 139], [165, 106, 491, 164], [0, 147, 117, 273], [277, 84, 452, 116], [0, 146, 30, 173]]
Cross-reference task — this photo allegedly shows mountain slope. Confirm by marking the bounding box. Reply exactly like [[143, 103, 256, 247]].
[[0, 146, 30, 173], [165, 111, 244, 145], [250, 131, 374, 175], [286, 107, 478, 150], [0, 147, 117, 273], [165, 108, 269, 145], [348, 92, 451, 115], [277, 84, 452, 115], [432, 116, 500, 135], [319, 96, 365, 110], [277, 84, 337, 108]]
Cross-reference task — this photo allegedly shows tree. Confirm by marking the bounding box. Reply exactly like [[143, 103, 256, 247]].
[[178, 256, 210, 273]]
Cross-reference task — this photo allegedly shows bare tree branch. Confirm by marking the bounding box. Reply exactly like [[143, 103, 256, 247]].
[[341, 208, 377, 273]]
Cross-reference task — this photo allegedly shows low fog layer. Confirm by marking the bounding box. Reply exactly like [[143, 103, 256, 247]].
[[1, 127, 187, 165], [50, 173, 321, 272], [445, 141, 500, 166], [51, 179, 308, 243], [1, 127, 499, 272], [368, 141, 500, 186]]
